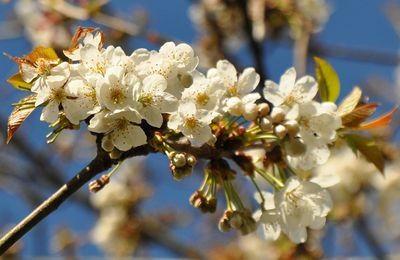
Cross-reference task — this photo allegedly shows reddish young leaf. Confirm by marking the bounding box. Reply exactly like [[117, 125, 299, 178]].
[[7, 95, 37, 144], [64, 27, 104, 57], [338, 86, 362, 116], [341, 102, 379, 127], [357, 107, 398, 130]]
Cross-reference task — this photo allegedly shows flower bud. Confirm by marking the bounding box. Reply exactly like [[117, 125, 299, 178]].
[[89, 175, 110, 193], [186, 154, 197, 167], [207, 197, 217, 213], [258, 103, 270, 116], [285, 138, 307, 156], [284, 120, 300, 137], [178, 72, 193, 88], [229, 211, 243, 229], [218, 218, 231, 232], [226, 97, 243, 116], [109, 149, 122, 160], [274, 124, 287, 139], [243, 103, 258, 121], [172, 153, 186, 168], [260, 117, 272, 131], [270, 107, 286, 123]]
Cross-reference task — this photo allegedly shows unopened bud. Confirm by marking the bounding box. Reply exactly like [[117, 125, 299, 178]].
[[227, 97, 243, 116], [178, 73, 193, 88], [274, 124, 287, 139], [284, 120, 300, 136], [218, 218, 231, 232], [270, 107, 286, 123], [89, 175, 110, 193], [207, 197, 217, 213], [109, 149, 122, 160], [230, 212, 243, 229], [260, 117, 272, 131], [285, 138, 307, 156], [243, 103, 258, 121], [186, 154, 197, 167], [172, 153, 186, 167], [258, 103, 270, 116]]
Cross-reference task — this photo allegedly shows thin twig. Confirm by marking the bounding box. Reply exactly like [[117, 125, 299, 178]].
[[294, 31, 310, 76], [237, 0, 266, 90]]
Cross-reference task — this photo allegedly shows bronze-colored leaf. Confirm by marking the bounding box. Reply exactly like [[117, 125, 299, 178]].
[[344, 133, 385, 174], [338, 86, 362, 116], [342, 102, 379, 127], [7, 95, 37, 144], [64, 27, 103, 57], [357, 106, 398, 130]]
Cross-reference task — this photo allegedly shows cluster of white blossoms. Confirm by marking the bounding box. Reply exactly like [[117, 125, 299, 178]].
[[264, 67, 342, 170], [21, 31, 262, 151], [10, 29, 351, 245]]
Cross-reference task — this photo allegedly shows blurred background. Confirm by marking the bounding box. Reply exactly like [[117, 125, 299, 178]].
[[1, 0, 400, 259]]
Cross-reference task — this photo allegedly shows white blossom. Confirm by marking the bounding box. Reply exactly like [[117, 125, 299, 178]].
[[88, 110, 146, 151], [181, 71, 223, 112], [255, 177, 334, 244], [168, 102, 218, 146], [207, 60, 260, 116], [97, 66, 139, 112], [132, 74, 177, 128], [159, 42, 199, 73], [263, 67, 317, 117]]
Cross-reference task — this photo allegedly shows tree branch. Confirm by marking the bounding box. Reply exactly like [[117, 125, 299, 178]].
[[355, 214, 387, 260], [0, 147, 114, 254]]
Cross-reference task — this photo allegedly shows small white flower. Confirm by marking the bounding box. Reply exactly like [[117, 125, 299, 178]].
[[291, 101, 341, 147], [181, 71, 223, 112], [207, 60, 260, 116], [34, 62, 75, 123], [287, 144, 331, 171], [275, 177, 333, 243], [159, 41, 199, 73], [132, 74, 177, 128], [78, 44, 118, 77], [167, 102, 218, 146], [64, 32, 103, 61], [62, 76, 101, 124], [88, 110, 146, 151], [255, 177, 334, 243], [263, 67, 317, 117], [98, 66, 139, 112], [21, 58, 62, 93]]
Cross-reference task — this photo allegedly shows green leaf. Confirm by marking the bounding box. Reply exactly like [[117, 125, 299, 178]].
[[343, 133, 385, 174], [7, 73, 32, 91], [314, 57, 341, 102], [7, 94, 37, 144]]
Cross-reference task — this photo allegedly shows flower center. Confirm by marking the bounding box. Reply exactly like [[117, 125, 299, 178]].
[[35, 58, 51, 76], [109, 88, 125, 105], [196, 93, 209, 106], [284, 95, 296, 106], [138, 93, 153, 107], [184, 116, 198, 129], [50, 88, 65, 102], [114, 119, 129, 130], [227, 85, 238, 97], [285, 189, 302, 206]]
